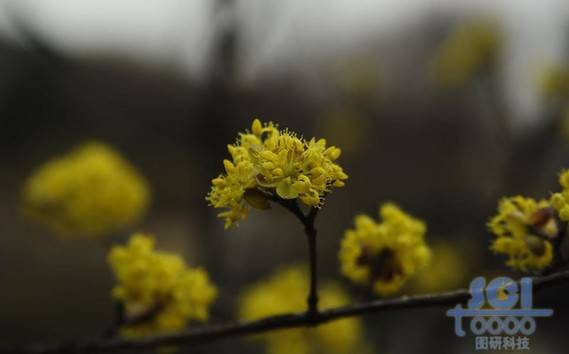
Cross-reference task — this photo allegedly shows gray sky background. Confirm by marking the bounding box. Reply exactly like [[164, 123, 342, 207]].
[[0, 0, 568, 126]]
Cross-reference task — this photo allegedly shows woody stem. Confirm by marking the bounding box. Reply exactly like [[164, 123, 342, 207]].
[[304, 207, 319, 317], [263, 193, 320, 316]]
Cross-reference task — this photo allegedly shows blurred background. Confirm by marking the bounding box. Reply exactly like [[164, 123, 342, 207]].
[[1, 0, 569, 353]]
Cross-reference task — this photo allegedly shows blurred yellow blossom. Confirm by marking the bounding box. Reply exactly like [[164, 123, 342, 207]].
[[239, 265, 366, 354], [432, 20, 501, 87], [333, 55, 382, 104], [317, 109, 368, 155], [22, 142, 150, 237], [538, 67, 569, 141], [559, 106, 569, 142], [207, 119, 348, 228], [339, 203, 431, 296], [109, 233, 217, 337], [539, 65, 569, 100], [488, 196, 555, 272], [551, 170, 569, 222], [411, 241, 469, 293]]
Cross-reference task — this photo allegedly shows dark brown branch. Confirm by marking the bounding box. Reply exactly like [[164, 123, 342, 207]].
[[102, 302, 125, 339], [264, 192, 306, 224], [258, 191, 320, 313], [304, 206, 319, 316], [16, 268, 569, 354]]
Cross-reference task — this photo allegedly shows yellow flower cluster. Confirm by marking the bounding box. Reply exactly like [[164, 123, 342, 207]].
[[339, 203, 431, 296], [207, 119, 348, 228], [551, 170, 569, 221], [239, 266, 366, 354], [432, 21, 500, 87], [22, 142, 150, 237], [488, 196, 555, 272], [108, 233, 217, 337]]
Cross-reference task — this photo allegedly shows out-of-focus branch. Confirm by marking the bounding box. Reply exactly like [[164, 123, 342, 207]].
[[17, 268, 569, 354]]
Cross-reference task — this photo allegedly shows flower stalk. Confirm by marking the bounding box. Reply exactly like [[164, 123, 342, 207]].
[[263, 191, 320, 316]]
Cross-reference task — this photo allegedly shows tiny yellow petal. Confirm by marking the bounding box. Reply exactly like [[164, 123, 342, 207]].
[[252, 118, 263, 135], [276, 178, 299, 199]]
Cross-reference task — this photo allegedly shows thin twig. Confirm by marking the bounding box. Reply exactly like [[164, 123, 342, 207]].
[[303, 206, 319, 316], [259, 190, 320, 313], [102, 302, 125, 339], [15, 268, 569, 354]]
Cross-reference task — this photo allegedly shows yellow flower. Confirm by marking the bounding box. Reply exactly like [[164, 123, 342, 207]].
[[551, 169, 569, 221], [488, 196, 555, 272], [239, 266, 366, 354], [539, 65, 569, 100], [411, 241, 469, 293], [22, 142, 150, 238], [108, 233, 217, 337], [432, 20, 501, 87], [339, 203, 431, 296], [207, 119, 348, 228]]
